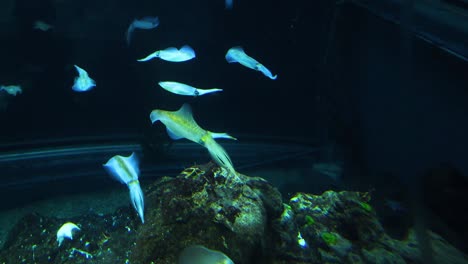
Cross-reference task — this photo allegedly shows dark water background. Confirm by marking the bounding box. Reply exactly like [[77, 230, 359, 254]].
[[1, 0, 467, 185]]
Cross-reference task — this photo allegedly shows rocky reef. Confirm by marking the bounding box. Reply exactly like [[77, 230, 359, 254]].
[[130, 162, 283, 264], [1, 163, 467, 263]]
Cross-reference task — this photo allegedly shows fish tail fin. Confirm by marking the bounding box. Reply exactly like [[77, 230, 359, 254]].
[[203, 134, 236, 176]]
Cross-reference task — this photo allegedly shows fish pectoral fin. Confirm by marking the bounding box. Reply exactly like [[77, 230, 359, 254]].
[[166, 127, 184, 140]]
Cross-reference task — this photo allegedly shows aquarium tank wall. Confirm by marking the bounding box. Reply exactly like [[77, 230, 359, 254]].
[[0, 0, 467, 263]]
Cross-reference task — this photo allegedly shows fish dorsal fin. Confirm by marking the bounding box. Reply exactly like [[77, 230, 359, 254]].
[[174, 103, 196, 124]]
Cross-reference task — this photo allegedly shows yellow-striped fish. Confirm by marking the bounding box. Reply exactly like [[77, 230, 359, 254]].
[[150, 104, 237, 176]]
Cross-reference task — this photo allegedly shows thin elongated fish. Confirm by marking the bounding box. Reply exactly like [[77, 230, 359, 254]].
[[178, 245, 234, 264], [137, 45, 196, 62], [225, 46, 277, 80], [126, 16, 159, 45], [72, 65, 95, 92], [150, 104, 237, 176], [0, 85, 22, 96], [103, 153, 145, 223], [158, 81, 222, 97]]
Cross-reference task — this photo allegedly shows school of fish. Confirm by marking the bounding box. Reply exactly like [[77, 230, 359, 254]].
[[1, 4, 281, 261]]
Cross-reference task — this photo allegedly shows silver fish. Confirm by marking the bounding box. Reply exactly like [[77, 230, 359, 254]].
[[72, 65, 96, 92], [0, 85, 22, 96], [126, 16, 159, 45], [138, 45, 196, 62], [225, 46, 277, 80], [150, 104, 237, 176], [158, 81, 222, 97], [103, 152, 145, 223]]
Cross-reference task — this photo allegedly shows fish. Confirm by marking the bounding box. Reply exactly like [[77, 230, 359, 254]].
[[126, 16, 159, 45], [56, 222, 80, 247], [150, 104, 237, 176], [72, 65, 96, 92], [0, 85, 22, 96], [158, 81, 223, 97], [225, 46, 277, 80], [103, 152, 145, 223], [178, 245, 234, 264], [137, 45, 196, 62], [33, 20, 53, 31]]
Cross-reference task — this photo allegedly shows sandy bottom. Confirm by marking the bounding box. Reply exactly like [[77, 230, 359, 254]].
[[0, 188, 128, 249]]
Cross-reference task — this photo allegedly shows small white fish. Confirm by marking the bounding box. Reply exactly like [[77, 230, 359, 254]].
[[225, 46, 277, 80], [72, 65, 96, 92], [103, 152, 145, 223], [137, 45, 196, 62], [0, 85, 22, 96], [56, 222, 80, 247], [33, 20, 53, 31], [158, 81, 222, 97], [126, 16, 159, 45]]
